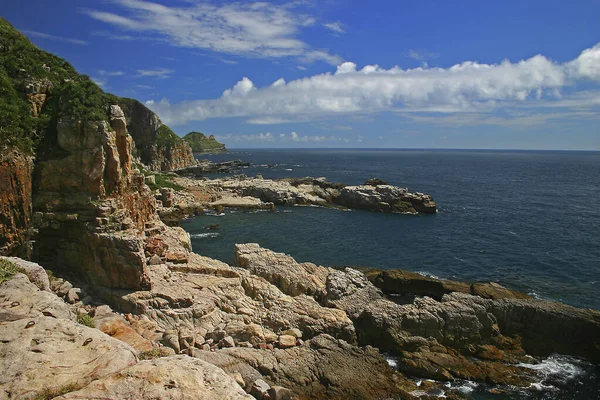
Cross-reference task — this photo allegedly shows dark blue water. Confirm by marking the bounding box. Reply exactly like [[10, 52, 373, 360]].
[[183, 149, 600, 311]]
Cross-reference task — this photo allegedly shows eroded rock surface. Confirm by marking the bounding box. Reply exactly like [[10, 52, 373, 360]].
[[192, 334, 410, 400], [55, 356, 253, 400]]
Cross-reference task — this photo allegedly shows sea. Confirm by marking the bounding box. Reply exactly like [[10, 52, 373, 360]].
[[180, 148, 600, 399]]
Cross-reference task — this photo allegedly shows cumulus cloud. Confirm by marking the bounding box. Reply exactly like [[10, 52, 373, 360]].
[[83, 0, 341, 65], [22, 30, 88, 45], [145, 43, 600, 126]]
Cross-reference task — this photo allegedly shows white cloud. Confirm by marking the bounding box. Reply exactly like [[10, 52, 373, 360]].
[[297, 65, 308, 71], [216, 131, 348, 143], [21, 30, 88, 45], [83, 0, 341, 65], [136, 68, 173, 78], [408, 49, 438, 61], [145, 43, 600, 126], [323, 22, 345, 34], [98, 70, 125, 77], [135, 84, 154, 90]]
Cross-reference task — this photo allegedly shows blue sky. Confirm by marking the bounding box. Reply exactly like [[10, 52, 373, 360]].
[[2, 0, 600, 149]]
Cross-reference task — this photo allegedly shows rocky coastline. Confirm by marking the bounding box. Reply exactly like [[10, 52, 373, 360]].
[[1, 20, 598, 400]]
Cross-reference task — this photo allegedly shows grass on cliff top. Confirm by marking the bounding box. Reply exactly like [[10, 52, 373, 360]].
[[0, 258, 24, 284], [183, 131, 226, 152], [156, 124, 183, 148], [134, 162, 184, 191]]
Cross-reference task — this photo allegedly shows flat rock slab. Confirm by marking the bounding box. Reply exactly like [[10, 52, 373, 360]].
[[0, 316, 137, 399], [55, 355, 253, 400]]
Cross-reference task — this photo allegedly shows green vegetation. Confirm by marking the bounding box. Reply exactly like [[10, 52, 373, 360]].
[[76, 313, 95, 328], [183, 131, 226, 153], [138, 347, 171, 360], [0, 18, 114, 154], [156, 124, 183, 148], [0, 258, 24, 284], [148, 174, 184, 191]]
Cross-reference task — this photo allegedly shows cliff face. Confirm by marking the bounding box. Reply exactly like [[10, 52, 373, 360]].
[[118, 98, 196, 171], [183, 131, 227, 153], [0, 18, 191, 263], [0, 150, 33, 257]]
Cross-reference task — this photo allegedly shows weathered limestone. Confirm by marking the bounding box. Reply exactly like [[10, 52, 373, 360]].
[[0, 256, 50, 291], [55, 356, 253, 400]]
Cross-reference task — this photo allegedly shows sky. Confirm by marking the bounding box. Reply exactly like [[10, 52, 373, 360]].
[[2, 0, 600, 150]]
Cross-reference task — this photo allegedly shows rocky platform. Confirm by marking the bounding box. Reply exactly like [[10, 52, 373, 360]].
[[159, 175, 437, 224]]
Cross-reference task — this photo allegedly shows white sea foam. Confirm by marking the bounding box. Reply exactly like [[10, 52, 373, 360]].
[[190, 233, 220, 239], [518, 354, 587, 385], [284, 168, 293, 171], [416, 271, 441, 280]]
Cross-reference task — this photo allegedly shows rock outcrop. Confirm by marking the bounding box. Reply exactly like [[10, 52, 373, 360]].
[[175, 159, 249, 176], [183, 131, 227, 154], [233, 244, 600, 386], [0, 273, 138, 399], [31, 105, 156, 290], [336, 184, 437, 214], [0, 150, 33, 257], [118, 98, 196, 171], [192, 334, 410, 400], [55, 356, 253, 400]]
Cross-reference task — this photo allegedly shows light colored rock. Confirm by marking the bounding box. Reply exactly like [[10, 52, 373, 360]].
[[278, 335, 296, 348], [55, 355, 253, 400], [250, 379, 271, 399], [268, 386, 293, 400], [281, 328, 302, 339], [325, 267, 383, 319], [0, 274, 72, 321], [0, 316, 137, 398], [221, 335, 236, 348], [235, 243, 330, 298], [56, 280, 73, 297], [148, 254, 162, 265], [0, 257, 49, 291], [66, 287, 80, 304]]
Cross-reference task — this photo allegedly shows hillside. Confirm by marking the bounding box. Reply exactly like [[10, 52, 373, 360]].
[[0, 17, 194, 170], [183, 131, 226, 153]]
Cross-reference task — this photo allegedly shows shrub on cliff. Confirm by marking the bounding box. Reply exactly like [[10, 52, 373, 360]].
[[0, 258, 23, 284], [183, 131, 226, 153]]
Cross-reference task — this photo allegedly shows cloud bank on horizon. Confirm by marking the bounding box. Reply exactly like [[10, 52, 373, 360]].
[[145, 43, 600, 126]]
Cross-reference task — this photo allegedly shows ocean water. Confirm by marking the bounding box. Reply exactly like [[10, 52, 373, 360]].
[[181, 149, 600, 399], [183, 149, 600, 310]]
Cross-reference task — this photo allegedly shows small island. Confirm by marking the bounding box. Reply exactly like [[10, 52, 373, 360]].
[[183, 131, 227, 154]]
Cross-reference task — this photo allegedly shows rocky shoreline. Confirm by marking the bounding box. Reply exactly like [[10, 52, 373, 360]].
[[1, 112, 598, 398], [1, 23, 598, 399]]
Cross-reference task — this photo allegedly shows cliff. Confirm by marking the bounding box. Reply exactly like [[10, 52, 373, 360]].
[[0, 18, 193, 257], [119, 98, 196, 171], [183, 131, 227, 153]]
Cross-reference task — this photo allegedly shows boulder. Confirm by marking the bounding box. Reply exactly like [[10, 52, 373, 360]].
[[55, 356, 253, 399], [93, 305, 155, 352], [250, 379, 271, 399], [0, 256, 49, 291], [278, 335, 296, 348]]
